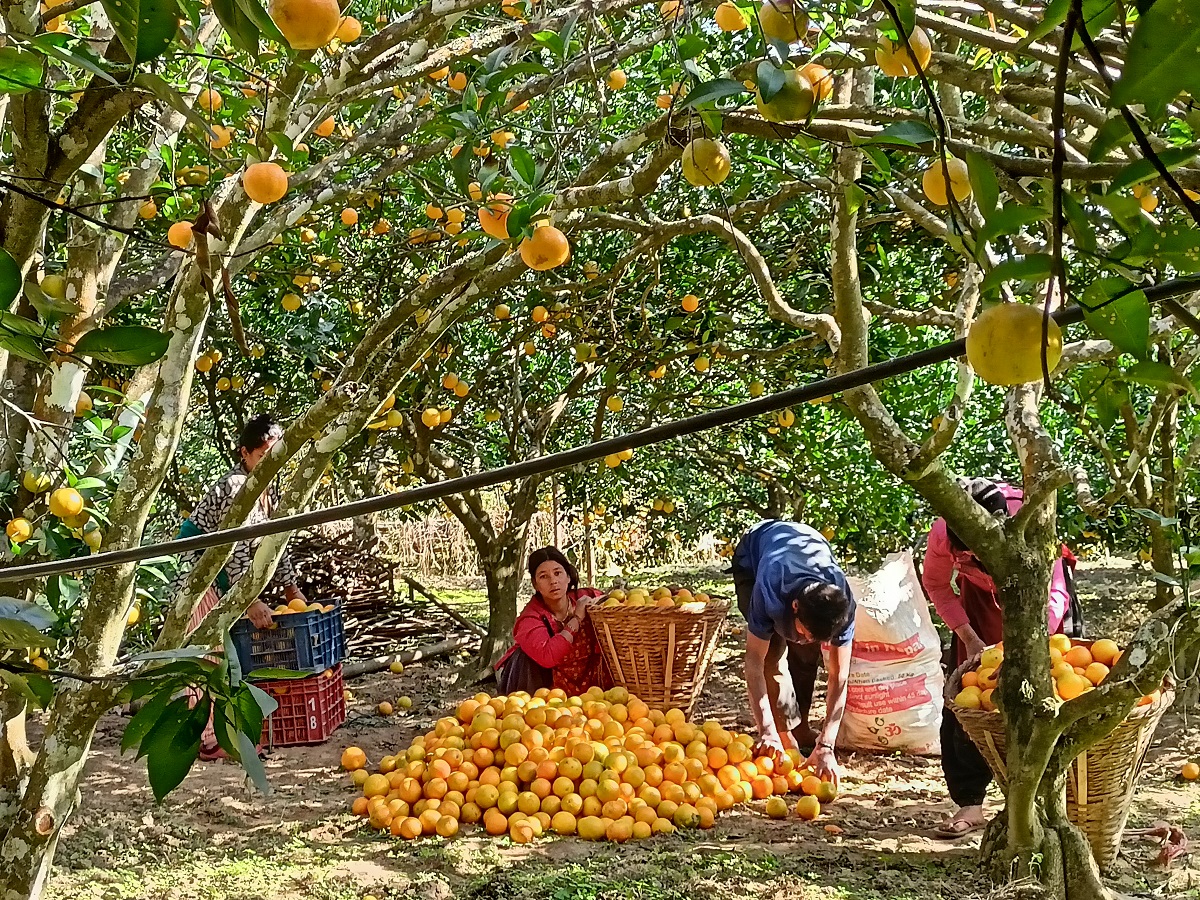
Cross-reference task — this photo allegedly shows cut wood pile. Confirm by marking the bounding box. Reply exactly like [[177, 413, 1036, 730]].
[[264, 527, 483, 657]]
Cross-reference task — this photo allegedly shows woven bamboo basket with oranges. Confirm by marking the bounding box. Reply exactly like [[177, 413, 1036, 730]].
[[946, 637, 1172, 870], [589, 587, 729, 716]]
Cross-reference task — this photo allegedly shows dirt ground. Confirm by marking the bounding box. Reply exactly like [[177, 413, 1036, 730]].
[[43, 558, 1200, 900]]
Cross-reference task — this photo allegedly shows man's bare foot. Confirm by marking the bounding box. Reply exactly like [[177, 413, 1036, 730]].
[[935, 805, 985, 839], [793, 724, 819, 751]]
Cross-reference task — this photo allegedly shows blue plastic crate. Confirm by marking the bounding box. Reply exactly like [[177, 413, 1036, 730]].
[[230, 603, 346, 675]]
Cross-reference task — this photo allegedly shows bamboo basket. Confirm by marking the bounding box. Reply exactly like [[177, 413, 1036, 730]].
[[946, 647, 1172, 870], [589, 600, 729, 716]]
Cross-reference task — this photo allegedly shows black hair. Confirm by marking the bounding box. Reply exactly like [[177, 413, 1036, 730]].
[[790, 583, 854, 643], [238, 414, 283, 456], [947, 477, 1010, 553], [527, 546, 580, 592]]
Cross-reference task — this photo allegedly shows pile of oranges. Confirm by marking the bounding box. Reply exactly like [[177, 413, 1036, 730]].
[[341, 686, 836, 842], [953, 636, 1159, 710], [599, 586, 720, 608], [270, 597, 337, 617]]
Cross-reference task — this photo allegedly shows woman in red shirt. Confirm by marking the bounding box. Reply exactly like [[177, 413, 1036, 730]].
[[496, 547, 611, 696]]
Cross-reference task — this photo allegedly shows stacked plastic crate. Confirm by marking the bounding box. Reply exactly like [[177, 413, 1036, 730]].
[[230, 604, 348, 747]]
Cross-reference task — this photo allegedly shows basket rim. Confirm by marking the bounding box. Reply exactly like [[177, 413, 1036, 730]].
[[588, 599, 731, 616]]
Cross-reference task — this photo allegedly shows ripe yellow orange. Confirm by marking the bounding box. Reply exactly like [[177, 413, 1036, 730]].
[[1090, 639, 1120, 666], [520, 225, 571, 271], [606, 69, 627, 90], [1049, 634, 1073, 655], [876, 26, 933, 77], [965, 303, 1063, 386], [795, 795, 820, 820], [6, 518, 32, 544], [281, 292, 303, 312], [714, 0, 746, 31], [335, 15, 362, 42], [167, 221, 193, 249], [197, 88, 222, 113], [378, 701, 394, 716], [921, 156, 972, 206], [765, 796, 788, 819], [1084, 662, 1109, 686], [1182, 762, 1200, 781], [755, 67, 815, 123], [268, 0, 341, 49], [314, 116, 336, 137], [758, 0, 808, 43], [242, 162, 289, 204], [1055, 671, 1091, 701], [954, 686, 982, 709], [49, 487, 84, 519], [681, 138, 731, 187], [1064, 645, 1094, 669], [478, 193, 512, 239], [798, 63, 833, 102], [341, 207, 358, 226]]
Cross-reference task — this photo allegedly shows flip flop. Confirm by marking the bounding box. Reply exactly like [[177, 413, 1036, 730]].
[[935, 817, 985, 839]]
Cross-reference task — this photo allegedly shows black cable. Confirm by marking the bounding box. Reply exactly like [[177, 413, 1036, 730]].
[[11, 294, 1195, 584]]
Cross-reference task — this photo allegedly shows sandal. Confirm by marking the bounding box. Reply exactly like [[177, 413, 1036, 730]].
[[935, 815, 985, 839]]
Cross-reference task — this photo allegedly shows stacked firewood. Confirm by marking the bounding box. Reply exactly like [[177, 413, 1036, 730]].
[[263, 527, 482, 656]]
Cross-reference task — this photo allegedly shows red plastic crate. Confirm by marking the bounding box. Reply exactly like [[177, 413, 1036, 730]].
[[255, 664, 346, 748]]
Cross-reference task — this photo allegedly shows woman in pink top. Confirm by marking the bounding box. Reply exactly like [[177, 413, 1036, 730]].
[[922, 478, 1078, 838]]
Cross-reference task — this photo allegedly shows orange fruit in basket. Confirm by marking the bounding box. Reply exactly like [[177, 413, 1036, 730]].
[[1049, 634, 1073, 654], [1084, 663, 1109, 686], [960, 670, 978, 688], [288, 598, 308, 612], [1090, 639, 1120, 666], [1055, 671, 1091, 701], [1064, 646, 1093, 668]]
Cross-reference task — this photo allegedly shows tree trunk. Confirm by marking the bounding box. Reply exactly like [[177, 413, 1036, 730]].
[[0, 683, 119, 900], [478, 533, 527, 670]]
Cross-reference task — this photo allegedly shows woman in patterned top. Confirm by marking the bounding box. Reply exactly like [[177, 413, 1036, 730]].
[[176, 414, 307, 635], [496, 546, 610, 696]]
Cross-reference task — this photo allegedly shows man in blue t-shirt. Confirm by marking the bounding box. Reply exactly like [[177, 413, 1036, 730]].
[[731, 519, 856, 785]]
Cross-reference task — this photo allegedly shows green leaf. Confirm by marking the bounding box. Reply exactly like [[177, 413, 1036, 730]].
[[508, 146, 538, 188], [133, 73, 218, 144], [1123, 360, 1200, 398], [233, 0, 286, 47], [245, 667, 308, 680], [965, 151, 999, 216], [864, 121, 936, 148], [756, 61, 784, 104], [211, 0, 260, 55], [0, 330, 47, 364], [0, 314, 54, 348], [1108, 147, 1198, 194], [73, 326, 169, 366], [144, 699, 206, 800], [861, 147, 891, 178], [1081, 280, 1150, 358], [121, 685, 176, 754], [979, 205, 1047, 246], [1087, 117, 1132, 163], [1062, 193, 1096, 254], [679, 78, 747, 110], [1111, 0, 1200, 110], [0, 47, 44, 95], [236, 730, 272, 795], [980, 254, 1054, 295], [102, 0, 181, 65], [844, 183, 867, 216], [887, 0, 917, 36], [0, 248, 21, 308], [1024, 0, 1069, 44], [29, 34, 118, 86], [677, 33, 709, 60], [1128, 222, 1200, 273]]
